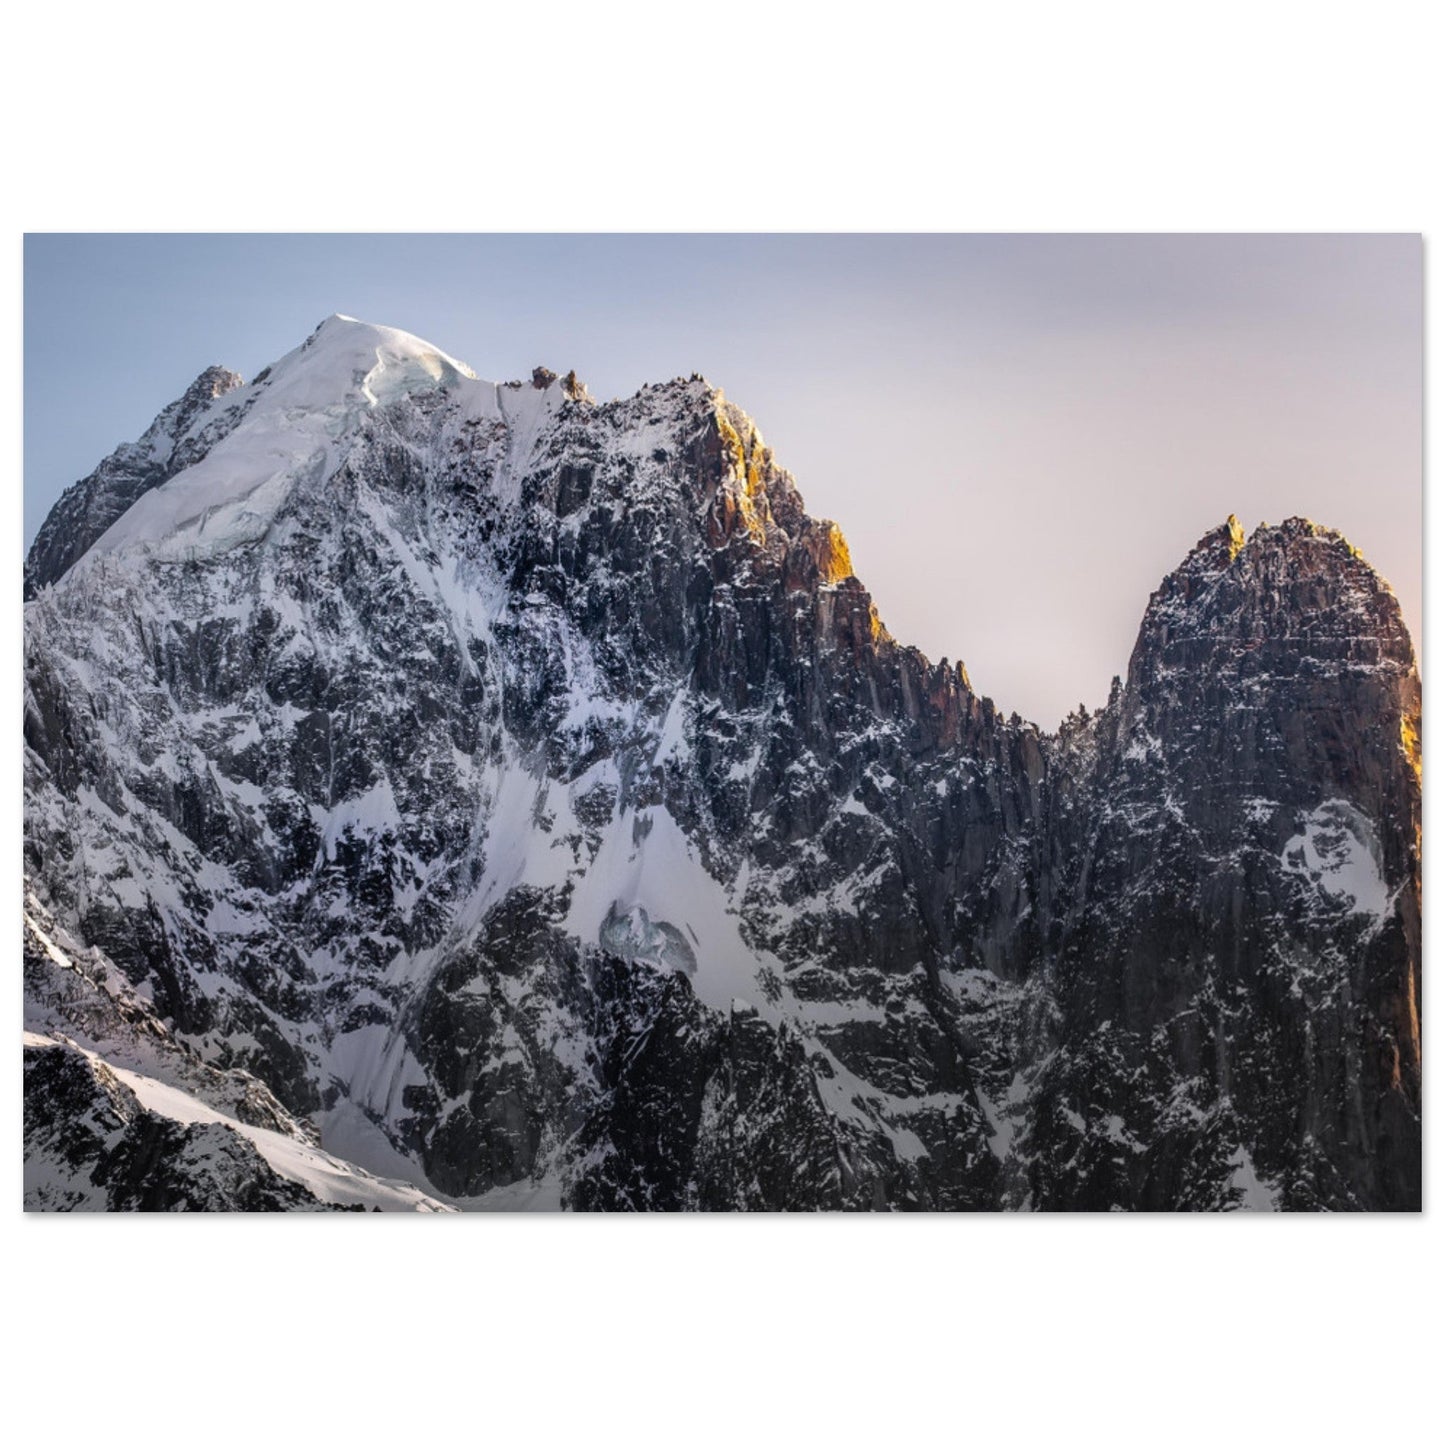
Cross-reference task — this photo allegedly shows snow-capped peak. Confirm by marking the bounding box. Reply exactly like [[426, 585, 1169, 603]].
[[283, 314, 480, 398], [77, 317, 492, 570]]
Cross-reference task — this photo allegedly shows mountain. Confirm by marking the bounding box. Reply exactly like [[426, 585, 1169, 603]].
[[24, 364, 245, 600], [23, 316, 1421, 1210]]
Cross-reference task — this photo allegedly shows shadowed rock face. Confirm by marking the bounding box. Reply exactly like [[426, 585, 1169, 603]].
[[23, 319, 1421, 1210], [24, 365, 245, 600], [23, 1038, 330, 1212], [1027, 517, 1420, 1210]]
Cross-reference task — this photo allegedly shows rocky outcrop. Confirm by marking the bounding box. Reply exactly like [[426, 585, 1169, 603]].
[[23, 1035, 333, 1211], [21, 894, 452, 1211], [1025, 516, 1421, 1210], [24, 365, 244, 598], [22, 318, 1420, 1210]]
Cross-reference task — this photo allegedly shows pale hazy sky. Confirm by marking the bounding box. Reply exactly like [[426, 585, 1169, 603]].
[[24, 234, 1420, 728]]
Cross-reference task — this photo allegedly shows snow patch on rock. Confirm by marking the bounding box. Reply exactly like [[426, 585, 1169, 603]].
[[1280, 799, 1392, 928]]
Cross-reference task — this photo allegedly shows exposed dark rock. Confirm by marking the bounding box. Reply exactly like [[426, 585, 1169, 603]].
[[23, 317, 1420, 1211], [23, 1038, 327, 1211]]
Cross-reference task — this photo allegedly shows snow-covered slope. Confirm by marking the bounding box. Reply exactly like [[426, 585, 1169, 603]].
[[24, 318, 1422, 1210], [24, 1032, 451, 1211], [22, 890, 450, 1210], [84, 317, 485, 565], [24, 364, 245, 599]]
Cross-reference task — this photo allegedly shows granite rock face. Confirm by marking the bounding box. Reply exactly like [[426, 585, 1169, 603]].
[[1024, 517, 1421, 1210], [23, 317, 1421, 1210]]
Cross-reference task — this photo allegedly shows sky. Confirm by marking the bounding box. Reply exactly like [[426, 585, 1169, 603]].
[[23, 234, 1421, 729]]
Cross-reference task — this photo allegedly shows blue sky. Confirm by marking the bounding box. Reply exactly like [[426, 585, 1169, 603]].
[[24, 234, 1421, 727]]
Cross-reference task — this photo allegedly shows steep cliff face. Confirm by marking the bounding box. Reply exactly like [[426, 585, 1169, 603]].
[[23, 317, 1420, 1210], [1025, 517, 1420, 1210]]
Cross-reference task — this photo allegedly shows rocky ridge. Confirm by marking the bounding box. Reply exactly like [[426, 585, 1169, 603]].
[[22, 317, 1421, 1210]]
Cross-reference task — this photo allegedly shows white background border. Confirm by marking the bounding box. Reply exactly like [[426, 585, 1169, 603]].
[[4, 3, 1436, 1440]]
